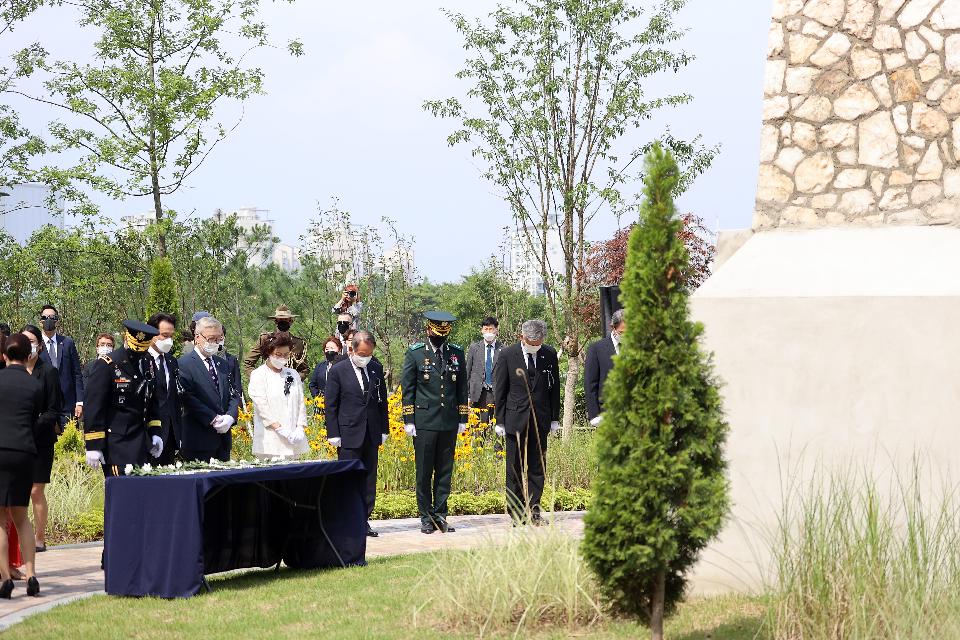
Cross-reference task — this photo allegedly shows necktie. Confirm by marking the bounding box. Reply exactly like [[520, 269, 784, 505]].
[[526, 352, 536, 379], [485, 344, 493, 387], [206, 357, 220, 389], [155, 356, 167, 397], [359, 366, 369, 393], [47, 338, 58, 368]]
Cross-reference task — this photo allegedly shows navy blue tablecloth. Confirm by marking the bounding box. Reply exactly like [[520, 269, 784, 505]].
[[103, 460, 368, 598]]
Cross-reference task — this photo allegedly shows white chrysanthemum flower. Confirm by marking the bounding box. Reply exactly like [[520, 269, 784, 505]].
[[142, 463, 153, 473], [124, 464, 134, 475], [175, 461, 183, 469]]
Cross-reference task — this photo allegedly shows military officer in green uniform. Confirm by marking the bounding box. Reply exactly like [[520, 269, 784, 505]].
[[401, 311, 468, 534], [243, 304, 309, 380], [83, 320, 164, 477]]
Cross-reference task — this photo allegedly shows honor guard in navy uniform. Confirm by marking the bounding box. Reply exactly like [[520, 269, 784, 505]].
[[83, 320, 165, 477], [401, 311, 468, 534]]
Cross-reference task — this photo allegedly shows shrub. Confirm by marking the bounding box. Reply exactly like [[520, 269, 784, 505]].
[[54, 419, 86, 463], [418, 524, 603, 635], [46, 458, 104, 543], [582, 144, 729, 638], [145, 256, 179, 321]]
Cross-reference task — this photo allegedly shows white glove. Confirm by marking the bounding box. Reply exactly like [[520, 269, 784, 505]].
[[85, 450, 104, 469], [550, 421, 560, 433], [590, 415, 603, 427], [457, 423, 467, 435], [213, 415, 234, 434], [149, 435, 164, 458], [381, 434, 388, 445], [494, 425, 505, 437], [328, 437, 342, 448], [289, 427, 307, 445], [404, 424, 416, 436]]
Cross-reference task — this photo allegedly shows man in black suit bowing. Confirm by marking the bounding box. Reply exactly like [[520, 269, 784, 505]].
[[492, 319, 561, 524], [584, 309, 625, 427], [177, 315, 239, 462], [147, 313, 182, 466], [324, 331, 389, 537]]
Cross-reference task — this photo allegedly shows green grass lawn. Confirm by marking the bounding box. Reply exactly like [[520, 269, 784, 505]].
[[6, 554, 764, 639]]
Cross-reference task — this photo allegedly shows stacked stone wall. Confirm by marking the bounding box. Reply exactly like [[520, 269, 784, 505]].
[[756, 0, 960, 228]]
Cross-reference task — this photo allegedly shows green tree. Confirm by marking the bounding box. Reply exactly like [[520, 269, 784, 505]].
[[425, 0, 717, 439], [145, 256, 179, 320], [581, 145, 728, 639], [16, 0, 303, 255]]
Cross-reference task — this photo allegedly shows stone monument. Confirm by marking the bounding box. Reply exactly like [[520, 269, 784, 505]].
[[690, 0, 960, 593]]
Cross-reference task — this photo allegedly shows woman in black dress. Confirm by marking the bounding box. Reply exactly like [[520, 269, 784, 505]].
[[20, 326, 62, 554], [0, 333, 42, 597]]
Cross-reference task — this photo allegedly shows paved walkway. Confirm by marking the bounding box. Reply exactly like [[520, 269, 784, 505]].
[[0, 511, 585, 631]]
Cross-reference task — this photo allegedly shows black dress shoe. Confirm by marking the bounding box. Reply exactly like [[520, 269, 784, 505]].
[[35, 544, 46, 553], [437, 520, 456, 533], [26, 576, 39, 597], [0, 579, 13, 599], [420, 523, 436, 534], [366, 524, 379, 538]]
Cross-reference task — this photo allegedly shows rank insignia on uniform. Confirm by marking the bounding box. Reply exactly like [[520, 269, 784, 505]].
[[136, 331, 146, 341]]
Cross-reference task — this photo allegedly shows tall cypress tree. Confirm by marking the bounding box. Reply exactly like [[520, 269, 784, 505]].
[[582, 144, 729, 639], [145, 256, 180, 321]]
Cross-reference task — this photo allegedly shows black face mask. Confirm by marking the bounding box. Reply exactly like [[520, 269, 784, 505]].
[[325, 350, 338, 362], [276, 320, 291, 332], [428, 335, 446, 348], [337, 321, 350, 335], [41, 317, 57, 332]]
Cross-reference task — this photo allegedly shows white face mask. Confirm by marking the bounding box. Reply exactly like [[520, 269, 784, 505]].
[[269, 355, 288, 369], [96, 346, 112, 357], [522, 342, 541, 355], [352, 354, 372, 368], [201, 341, 219, 356], [482, 331, 497, 343], [29, 344, 38, 358], [154, 337, 174, 354]]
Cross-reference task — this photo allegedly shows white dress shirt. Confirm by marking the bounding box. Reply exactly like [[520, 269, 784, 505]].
[[148, 347, 170, 389]]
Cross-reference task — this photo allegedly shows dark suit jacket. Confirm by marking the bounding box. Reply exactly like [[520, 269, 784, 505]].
[[465, 340, 502, 404], [309, 355, 347, 398], [584, 337, 617, 420], [150, 351, 183, 448], [38, 333, 84, 414], [324, 358, 389, 449], [30, 359, 63, 448], [492, 343, 561, 435], [177, 351, 239, 454], [0, 365, 42, 455], [219, 352, 242, 399]]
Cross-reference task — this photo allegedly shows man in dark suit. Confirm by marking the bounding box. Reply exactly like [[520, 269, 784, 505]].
[[218, 325, 243, 403], [147, 313, 182, 466], [465, 316, 502, 426], [177, 315, 239, 462], [492, 319, 561, 524], [37, 305, 84, 430], [583, 309, 625, 426], [309, 337, 347, 399], [324, 331, 389, 537]]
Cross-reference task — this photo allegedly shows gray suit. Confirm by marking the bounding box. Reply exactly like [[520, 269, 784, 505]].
[[465, 340, 502, 405]]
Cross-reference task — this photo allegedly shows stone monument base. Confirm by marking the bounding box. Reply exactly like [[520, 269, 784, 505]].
[[689, 224, 960, 594]]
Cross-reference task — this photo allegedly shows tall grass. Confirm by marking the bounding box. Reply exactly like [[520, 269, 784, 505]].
[[417, 524, 603, 637], [46, 457, 104, 541], [766, 462, 960, 639]]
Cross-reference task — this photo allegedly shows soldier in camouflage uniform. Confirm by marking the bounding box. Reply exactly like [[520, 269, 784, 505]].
[[401, 311, 468, 534]]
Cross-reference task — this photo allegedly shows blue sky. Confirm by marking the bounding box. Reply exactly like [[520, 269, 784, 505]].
[[6, 0, 772, 282]]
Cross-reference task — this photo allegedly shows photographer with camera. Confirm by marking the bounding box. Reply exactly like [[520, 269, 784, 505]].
[[331, 284, 362, 331]]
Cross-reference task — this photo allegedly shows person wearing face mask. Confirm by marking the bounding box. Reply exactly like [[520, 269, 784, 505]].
[[242, 305, 309, 381], [20, 326, 63, 552], [308, 337, 346, 399], [147, 313, 182, 466], [248, 332, 309, 461], [83, 320, 164, 477], [333, 313, 354, 356], [178, 315, 239, 463], [331, 284, 363, 329], [465, 317, 503, 428], [324, 331, 389, 537], [37, 305, 85, 433], [584, 309, 625, 427], [84, 334, 116, 381], [492, 319, 561, 525], [400, 311, 468, 535]]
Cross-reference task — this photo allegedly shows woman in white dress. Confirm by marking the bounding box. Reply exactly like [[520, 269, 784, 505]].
[[248, 332, 309, 460]]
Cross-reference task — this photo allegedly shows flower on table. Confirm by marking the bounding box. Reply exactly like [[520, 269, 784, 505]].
[[124, 464, 134, 475], [142, 463, 153, 473], [176, 461, 183, 469]]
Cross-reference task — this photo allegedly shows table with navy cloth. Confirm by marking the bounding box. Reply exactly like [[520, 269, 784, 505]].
[[103, 459, 368, 598]]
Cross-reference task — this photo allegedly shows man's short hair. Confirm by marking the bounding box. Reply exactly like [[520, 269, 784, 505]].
[[480, 316, 499, 328], [195, 316, 223, 335], [610, 309, 625, 328], [520, 319, 547, 341], [96, 332, 115, 346], [352, 331, 376, 350], [40, 304, 58, 316], [147, 312, 177, 329]]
